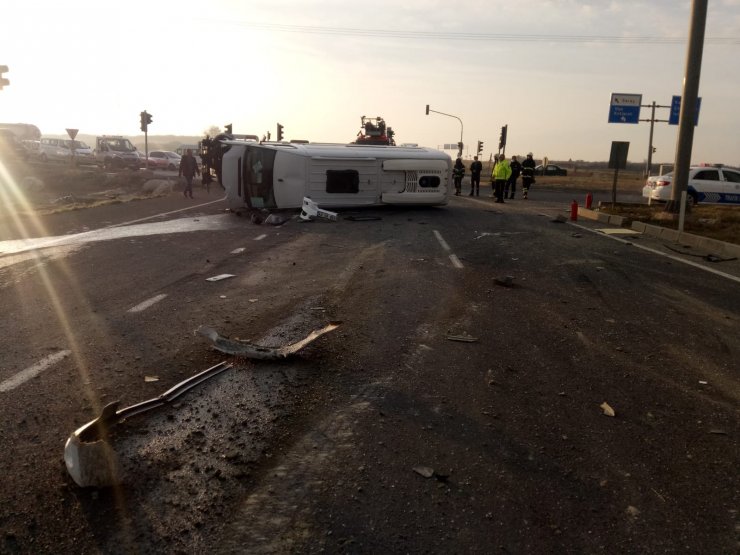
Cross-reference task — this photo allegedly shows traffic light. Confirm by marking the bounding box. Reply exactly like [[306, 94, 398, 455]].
[[0, 65, 9, 90], [146, 112, 153, 126], [457, 141, 463, 154], [140, 111, 153, 132], [277, 123, 284, 142], [425, 104, 430, 115], [652, 146, 657, 153], [477, 140, 483, 155], [225, 123, 233, 135], [498, 125, 508, 150]]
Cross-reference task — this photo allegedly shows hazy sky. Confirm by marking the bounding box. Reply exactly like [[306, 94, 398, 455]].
[[2, 0, 739, 165]]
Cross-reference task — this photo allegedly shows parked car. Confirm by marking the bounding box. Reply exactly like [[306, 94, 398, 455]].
[[94, 136, 142, 170], [66, 140, 95, 164], [38, 137, 68, 162], [642, 165, 740, 205], [147, 150, 181, 170], [534, 164, 567, 176]]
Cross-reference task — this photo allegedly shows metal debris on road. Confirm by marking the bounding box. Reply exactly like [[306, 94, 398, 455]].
[[64, 361, 234, 488], [446, 334, 479, 343], [206, 274, 236, 282], [144, 376, 159, 382], [197, 321, 340, 359], [600, 402, 616, 417]]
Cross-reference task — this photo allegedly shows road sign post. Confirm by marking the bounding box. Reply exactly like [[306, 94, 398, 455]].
[[66, 128, 79, 166], [608, 141, 630, 207], [608, 93, 642, 124]]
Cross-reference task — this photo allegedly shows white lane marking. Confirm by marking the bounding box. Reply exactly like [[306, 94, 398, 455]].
[[127, 293, 168, 313], [113, 196, 227, 228], [254, 234, 267, 241], [0, 350, 71, 392], [433, 230, 451, 251], [433, 230, 464, 269], [449, 254, 464, 269], [568, 221, 740, 285]]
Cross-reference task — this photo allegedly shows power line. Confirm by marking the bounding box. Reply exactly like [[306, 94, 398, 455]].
[[234, 21, 740, 45]]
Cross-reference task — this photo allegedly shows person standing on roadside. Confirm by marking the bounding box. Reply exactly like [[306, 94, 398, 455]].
[[505, 155, 522, 199], [521, 152, 536, 200], [179, 149, 200, 199], [489, 154, 499, 197], [453, 157, 464, 196], [492, 153, 512, 203], [469, 155, 483, 196]]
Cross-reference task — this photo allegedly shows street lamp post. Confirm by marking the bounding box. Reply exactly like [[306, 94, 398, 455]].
[[425, 104, 463, 158]]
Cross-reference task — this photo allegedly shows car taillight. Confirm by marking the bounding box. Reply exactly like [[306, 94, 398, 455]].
[[656, 180, 671, 187]]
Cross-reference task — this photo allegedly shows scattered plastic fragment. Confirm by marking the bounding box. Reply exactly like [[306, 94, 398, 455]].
[[698, 380, 708, 385], [709, 429, 727, 435], [230, 247, 246, 254], [206, 274, 236, 282], [197, 321, 340, 359], [300, 197, 338, 222], [144, 376, 159, 383], [600, 402, 616, 417], [413, 466, 434, 478]]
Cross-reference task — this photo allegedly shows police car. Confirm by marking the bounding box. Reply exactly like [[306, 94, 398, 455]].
[[642, 165, 740, 205]]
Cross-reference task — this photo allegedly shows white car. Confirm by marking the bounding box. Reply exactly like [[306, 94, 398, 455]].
[[642, 165, 740, 205]]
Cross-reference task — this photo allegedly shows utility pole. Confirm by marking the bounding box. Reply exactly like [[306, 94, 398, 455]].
[[639, 101, 670, 177], [667, 0, 707, 216], [426, 104, 463, 158]]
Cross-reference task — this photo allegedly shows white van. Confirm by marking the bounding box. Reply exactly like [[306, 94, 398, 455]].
[[39, 138, 94, 164]]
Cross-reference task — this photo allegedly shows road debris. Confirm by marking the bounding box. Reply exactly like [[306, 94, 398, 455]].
[[64, 361, 233, 488], [413, 466, 434, 478], [264, 213, 288, 226], [625, 505, 641, 518], [300, 197, 338, 222], [446, 334, 478, 343], [230, 247, 246, 254], [494, 275, 514, 287], [197, 321, 340, 359], [144, 376, 159, 383], [206, 274, 236, 282], [600, 402, 616, 417], [551, 214, 567, 223], [708, 429, 728, 435], [344, 215, 382, 221]]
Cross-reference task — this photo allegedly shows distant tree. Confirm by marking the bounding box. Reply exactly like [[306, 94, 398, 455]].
[[204, 125, 221, 138]]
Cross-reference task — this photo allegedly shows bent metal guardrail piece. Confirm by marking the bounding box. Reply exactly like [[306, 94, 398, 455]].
[[64, 361, 233, 488], [197, 321, 340, 358]]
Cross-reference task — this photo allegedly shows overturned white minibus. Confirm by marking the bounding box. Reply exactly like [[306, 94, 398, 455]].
[[219, 141, 451, 210]]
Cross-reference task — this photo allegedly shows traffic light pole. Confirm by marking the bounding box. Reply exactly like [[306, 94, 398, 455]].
[[425, 105, 463, 158]]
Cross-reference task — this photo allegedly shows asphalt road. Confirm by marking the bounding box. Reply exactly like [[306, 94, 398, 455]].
[[0, 188, 738, 554]]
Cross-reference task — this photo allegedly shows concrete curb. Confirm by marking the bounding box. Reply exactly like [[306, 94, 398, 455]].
[[574, 207, 740, 259]]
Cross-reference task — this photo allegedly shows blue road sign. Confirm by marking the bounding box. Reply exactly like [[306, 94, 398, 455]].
[[669, 95, 702, 125], [608, 93, 642, 124]]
